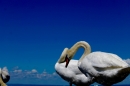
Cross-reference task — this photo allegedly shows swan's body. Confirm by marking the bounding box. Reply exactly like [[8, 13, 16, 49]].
[[79, 52, 130, 85], [1, 67, 10, 83], [65, 41, 130, 86], [55, 60, 94, 86], [55, 48, 94, 86]]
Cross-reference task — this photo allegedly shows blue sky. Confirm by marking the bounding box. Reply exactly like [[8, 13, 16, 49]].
[[0, 0, 130, 85]]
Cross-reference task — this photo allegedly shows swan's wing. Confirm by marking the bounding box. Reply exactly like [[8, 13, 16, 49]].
[[55, 59, 85, 83], [60, 60, 82, 74], [86, 52, 128, 68], [74, 74, 94, 84], [55, 59, 82, 77]]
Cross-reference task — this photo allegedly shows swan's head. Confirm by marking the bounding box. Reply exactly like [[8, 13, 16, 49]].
[[0, 68, 10, 83], [58, 48, 70, 67], [58, 47, 76, 68], [59, 48, 74, 68]]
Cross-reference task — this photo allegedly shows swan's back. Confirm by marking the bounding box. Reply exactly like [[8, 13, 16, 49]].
[[85, 51, 128, 68]]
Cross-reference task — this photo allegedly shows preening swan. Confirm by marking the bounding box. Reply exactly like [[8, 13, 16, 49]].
[[65, 41, 130, 86], [0, 68, 8, 86], [1, 67, 10, 83], [55, 48, 95, 86]]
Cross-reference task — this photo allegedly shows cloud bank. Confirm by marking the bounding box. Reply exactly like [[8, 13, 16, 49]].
[[8, 67, 67, 85], [4, 59, 130, 85]]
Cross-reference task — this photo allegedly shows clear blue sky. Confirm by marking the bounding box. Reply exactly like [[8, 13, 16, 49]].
[[0, 0, 130, 85]]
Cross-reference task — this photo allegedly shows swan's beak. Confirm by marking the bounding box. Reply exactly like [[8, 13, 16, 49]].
[[65, 55, 70, 68]]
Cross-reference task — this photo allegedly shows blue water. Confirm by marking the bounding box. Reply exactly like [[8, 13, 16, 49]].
[[7, 85, 68, 86], [7, 85, 67, 86], [6, 84, 130, 86]]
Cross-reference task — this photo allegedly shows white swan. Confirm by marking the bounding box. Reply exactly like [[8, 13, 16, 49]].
[[65, 41, 130, 86], [1, 67, 10, 83], [0, 68, 8, 86], [55, 48, 95, 86]]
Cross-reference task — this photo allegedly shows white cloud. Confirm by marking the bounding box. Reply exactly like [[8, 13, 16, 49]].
[[52, 72, 57, 76], [31, 69, 37, 73], [124, 59, 130, 65], [13, 69, 22, 73], [8, 67, 67, 85]]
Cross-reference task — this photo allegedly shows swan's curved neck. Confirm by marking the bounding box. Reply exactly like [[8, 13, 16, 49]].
[[0, 79, 6, 86], [57, 55, 64, 63], [68, 41, 91, 63]]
